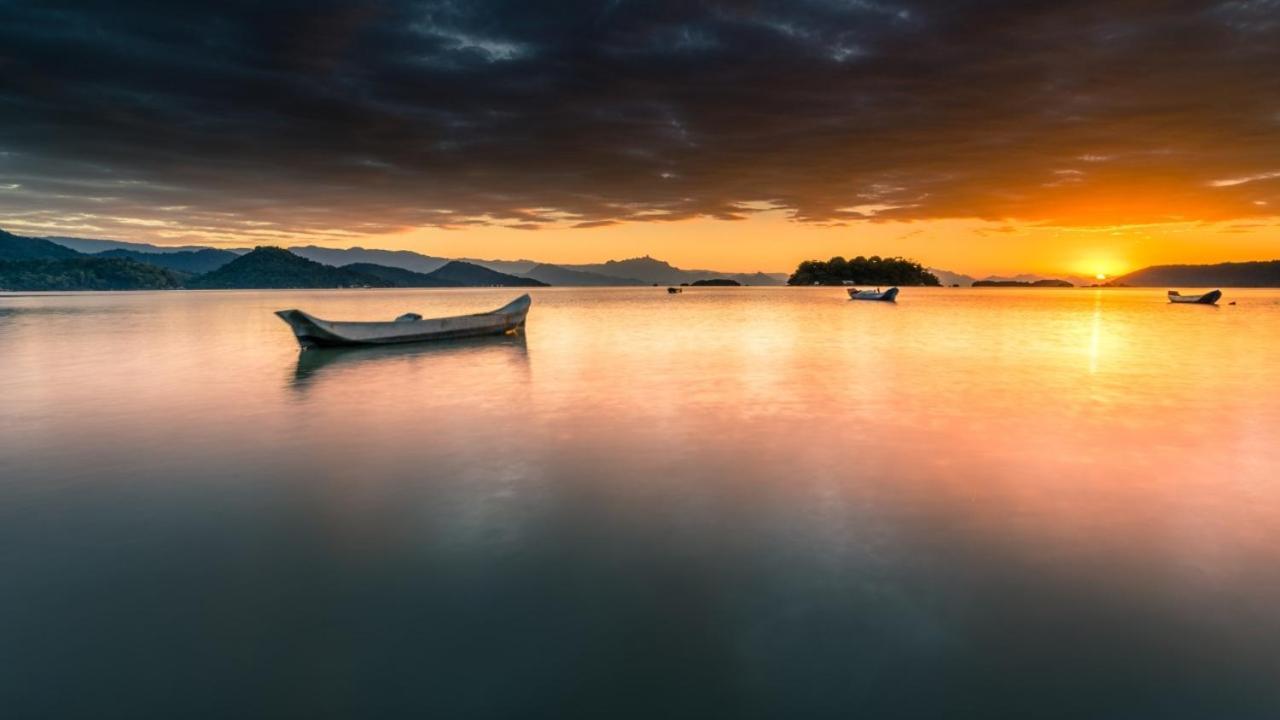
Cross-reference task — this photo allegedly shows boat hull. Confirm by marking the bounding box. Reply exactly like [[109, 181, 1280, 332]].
[[847, 287, 900, 302], [1168, 289, 1222, 305], [276, 294, 531, 348]]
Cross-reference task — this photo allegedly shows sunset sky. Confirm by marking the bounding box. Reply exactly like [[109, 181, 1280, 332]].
[[1, 0, 1278, 275]]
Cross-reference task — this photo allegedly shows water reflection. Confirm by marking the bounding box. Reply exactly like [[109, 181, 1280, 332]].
[[290, 332, 529, 388], [2, 287, 1279, 718]]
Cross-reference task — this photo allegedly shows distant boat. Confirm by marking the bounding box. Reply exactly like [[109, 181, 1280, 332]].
[[667, 287, 682, 294], [847, 287, 899, 302], [1167, 289, 1222, 305], [276, 294, 531, 348]]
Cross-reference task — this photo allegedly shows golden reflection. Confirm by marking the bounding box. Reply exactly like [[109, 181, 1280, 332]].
[[1089, 290, 1102, 374]]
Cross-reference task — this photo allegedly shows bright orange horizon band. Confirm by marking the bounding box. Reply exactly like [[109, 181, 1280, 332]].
[[300, 213, 1280, 279], [6, 211, 1278, 279]]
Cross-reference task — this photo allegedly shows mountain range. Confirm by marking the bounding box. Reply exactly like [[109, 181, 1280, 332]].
[[928, 268, 1093, 287], [187, 247, 396, 289], [96, 248, 241, 274], [40, 236, 788, 286], [0, 230, 548, 290], [1112, 261, 1280, 287]]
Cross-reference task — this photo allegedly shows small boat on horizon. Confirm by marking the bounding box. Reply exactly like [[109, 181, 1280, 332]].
[[848, 287, 899, 302], [276, 294, 531, 348], [1168, 289, 1222, 305], [667, 287, 682, 294]]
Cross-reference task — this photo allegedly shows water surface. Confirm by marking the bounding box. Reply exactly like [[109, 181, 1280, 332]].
[[3, 287, 1279, 718]]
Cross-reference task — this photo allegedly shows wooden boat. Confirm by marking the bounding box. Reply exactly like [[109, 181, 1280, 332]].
[[667, 287, 682, 294], [276, 294, 531, 348], [1167, 289, 1222, 305], [847, 287, 899, 302]]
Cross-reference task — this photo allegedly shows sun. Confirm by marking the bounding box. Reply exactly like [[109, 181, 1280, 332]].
[[1095, 273, 1107, 281]]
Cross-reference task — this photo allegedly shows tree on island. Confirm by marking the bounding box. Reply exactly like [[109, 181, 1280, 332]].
[[787, 256, 940, 286]]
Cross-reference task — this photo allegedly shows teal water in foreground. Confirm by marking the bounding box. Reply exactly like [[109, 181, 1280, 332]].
[[2, 287, 1279, 718]]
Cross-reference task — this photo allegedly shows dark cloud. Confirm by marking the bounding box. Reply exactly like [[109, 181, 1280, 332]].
[[0, 0, 1278, 240]]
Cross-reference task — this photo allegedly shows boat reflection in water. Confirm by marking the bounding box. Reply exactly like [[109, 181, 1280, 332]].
[[289, 332, 529, 390]]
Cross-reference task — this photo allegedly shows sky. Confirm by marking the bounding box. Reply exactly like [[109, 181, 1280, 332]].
[[1, 0, 1278, 276]]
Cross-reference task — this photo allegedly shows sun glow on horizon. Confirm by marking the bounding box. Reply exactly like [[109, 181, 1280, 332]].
[[7, 210, 1278, 279]]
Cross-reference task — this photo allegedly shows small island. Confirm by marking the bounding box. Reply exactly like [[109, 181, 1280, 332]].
[[690, 278, 741, 286], [787, 255, 940, 286]]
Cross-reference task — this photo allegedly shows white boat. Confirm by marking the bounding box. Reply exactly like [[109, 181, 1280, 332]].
[[276, 294, 531, 348], [1167, 289, 1222, 305], [847, 287, 899, 302]]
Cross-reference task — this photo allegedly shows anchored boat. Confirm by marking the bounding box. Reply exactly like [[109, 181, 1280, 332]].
[[1167, 289, 1222, 305], [847, 287, 900, 302], [276, 294, 531, 348]]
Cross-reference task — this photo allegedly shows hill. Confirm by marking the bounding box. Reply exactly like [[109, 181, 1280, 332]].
[[788, 256, 941, 286], [0, 229, 84, 261], [521, 263, 644, 286], [342, 262, 458, 287], [1113, 260, 1280, 287], [96, 248, 238, 274], [690, 278, 741, 286], [425, 261, 547, 287], [0, 257, 184, 290], [186, 247, 393, 289]]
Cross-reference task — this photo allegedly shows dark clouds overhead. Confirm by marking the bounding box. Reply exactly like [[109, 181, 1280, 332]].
[[1, 0, 1278, 240]]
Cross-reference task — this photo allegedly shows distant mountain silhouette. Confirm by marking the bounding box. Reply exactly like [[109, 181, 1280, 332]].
[[96, 248, 238, 274], [973, 279, 1073, 287], [289, 245, 451, 274], [729, 271, 790, 285], [1113, 260, 1280, 287], [982, 272, 1094, 287], [34, 232, 788, 285], [561, 256, 687, 283], [186, 247, 393, 289], [425, 261, 547, 287], [0, 229, 83, 260], [690, 278, 741, 286], [341, 262, 456, 287], [458, 258, 540, 275], [521, 263, 644, 286], [43, 236, 232, 255], [928, 268, 977, 287], [564, 255, 786, 285]]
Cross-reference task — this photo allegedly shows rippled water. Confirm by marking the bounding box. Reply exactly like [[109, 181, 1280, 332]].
[[3, 287, 1279, 718]]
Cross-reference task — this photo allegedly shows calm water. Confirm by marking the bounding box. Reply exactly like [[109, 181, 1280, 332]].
[[3, 287, 1279, 718]]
